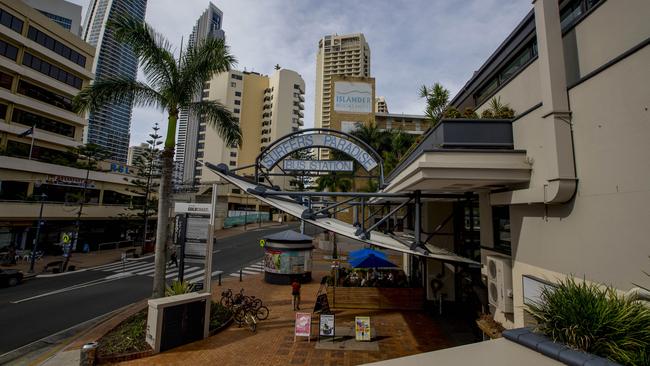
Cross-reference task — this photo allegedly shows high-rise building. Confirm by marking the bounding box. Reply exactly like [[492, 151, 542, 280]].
[[81, 0, 147, 163], [196, 68, 305, 187], [314, 33, 370, 131], [375, 96, 388, 113], [22, 0, 82, 36], [176, 2, 224, 186], [127, 142, 148, 165]]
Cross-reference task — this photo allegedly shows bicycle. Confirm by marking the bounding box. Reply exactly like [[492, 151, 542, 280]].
[[233, 302, 257, 332]]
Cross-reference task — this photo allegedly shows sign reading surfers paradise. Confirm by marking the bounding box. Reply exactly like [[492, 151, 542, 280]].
[[334, 81, 372, 113], [260, 133, 378, 171]]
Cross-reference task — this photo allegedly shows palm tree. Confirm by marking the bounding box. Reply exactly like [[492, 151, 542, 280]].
[[73, 15, 242, 298], [419, 82, 450, 126]]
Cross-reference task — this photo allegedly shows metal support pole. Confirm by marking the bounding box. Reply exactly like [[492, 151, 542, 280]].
[[203, 183, 217, 294], [218, 273, 222, 286], [360, 198, 365, 232], [360, 199, 411, 238], [29, 193, 46, 273], [239, 268, 243, 282], [414, 190, 421, 249]]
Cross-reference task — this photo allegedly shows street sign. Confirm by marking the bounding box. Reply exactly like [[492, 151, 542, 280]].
[[62, 233, 71, 244], [259, 239, 266, 247]]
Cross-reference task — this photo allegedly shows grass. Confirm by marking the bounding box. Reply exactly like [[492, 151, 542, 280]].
[[526, 277, 650, 365], [98, 301, 232, 356]]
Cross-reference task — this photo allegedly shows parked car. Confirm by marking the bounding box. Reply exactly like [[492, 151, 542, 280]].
[[0, 269, 23, 287]]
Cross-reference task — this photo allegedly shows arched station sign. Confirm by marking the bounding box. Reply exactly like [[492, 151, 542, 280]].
[[255, 128, 384, 186]]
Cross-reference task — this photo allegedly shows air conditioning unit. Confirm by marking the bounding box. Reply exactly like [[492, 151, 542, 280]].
[[487, 255, 514, 313]]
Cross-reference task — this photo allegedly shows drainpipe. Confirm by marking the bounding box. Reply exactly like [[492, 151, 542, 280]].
[[492, 0, 577, 205]]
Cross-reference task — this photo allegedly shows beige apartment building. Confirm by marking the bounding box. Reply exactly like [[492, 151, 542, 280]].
[[374, 112, 427, 135], [195, 67, 305, 212], [0, 0, 138, 250], [382, 0, 650, 330], [314, 33, 370, 132], [375, 96, 388, 113]]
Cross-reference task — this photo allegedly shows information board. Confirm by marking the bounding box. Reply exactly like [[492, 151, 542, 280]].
[[294, 312, 312, 342], [319, 313, 335, 338], [355, 316, 371, 341]]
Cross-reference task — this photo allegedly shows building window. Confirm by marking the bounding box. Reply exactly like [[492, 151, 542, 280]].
[[492, 206, 511, 255], [229, 161, 236, 166], [202, 91, 209, 98], [197, 142, 204, 149], [233, 108, 240, 114], [198, 125, 206, 132], [559, 0, 603, 31], [0, 70, 12, 89], [230, 151, 237, 157], [230, 82, 236, 87], [231, 74, 242, 80], [0, 102, 7, 119], [17, 80, 73, 111], [231, 188, 241, 194], [235, 91, 241, 97], [0, 8, 23, 33], [196, 151, 203, 158], [22, 53, 83, 89], [0, 39, 18, 61], [12, 108, 75, 138], [27, 26, 86, 67], [203, 82, 210, 89], [234, 100, 240, 105]]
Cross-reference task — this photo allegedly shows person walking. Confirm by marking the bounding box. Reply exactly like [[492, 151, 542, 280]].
[[291, 278, 301, 311], [168, 249, 178, 268]]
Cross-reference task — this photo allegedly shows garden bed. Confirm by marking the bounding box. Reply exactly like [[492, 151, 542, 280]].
[[96, 301, 232, 363]]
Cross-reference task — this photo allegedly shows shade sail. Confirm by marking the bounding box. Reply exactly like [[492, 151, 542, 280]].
[[206, 163, 479, 265], [349, 254, 397, 269], [349, 248, 387, 260]]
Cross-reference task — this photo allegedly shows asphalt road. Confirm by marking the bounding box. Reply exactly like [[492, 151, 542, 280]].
[[0, 223, 304, 356]]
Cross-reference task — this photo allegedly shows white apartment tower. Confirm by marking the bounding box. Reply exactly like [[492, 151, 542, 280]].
[[314, 33, 370, 130]]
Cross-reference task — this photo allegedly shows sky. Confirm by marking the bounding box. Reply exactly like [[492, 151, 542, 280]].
[[68, 0, 531, 146]]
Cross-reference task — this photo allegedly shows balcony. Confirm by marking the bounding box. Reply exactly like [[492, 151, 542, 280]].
[[383, 118, 530, 194]]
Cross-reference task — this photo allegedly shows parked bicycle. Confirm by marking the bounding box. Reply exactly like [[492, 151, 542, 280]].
[[220, 288, 270, 324]]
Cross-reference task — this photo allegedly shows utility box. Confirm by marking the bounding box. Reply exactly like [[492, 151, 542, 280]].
[[146, 292, 211, 353]]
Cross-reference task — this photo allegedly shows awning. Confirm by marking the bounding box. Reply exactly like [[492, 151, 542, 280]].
[[207, 163, 479, 265]]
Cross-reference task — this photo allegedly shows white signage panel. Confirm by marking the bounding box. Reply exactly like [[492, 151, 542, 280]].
[[283, 160, 353, 172], [174, 203, 212, 215], [334, 82, 372, 113]]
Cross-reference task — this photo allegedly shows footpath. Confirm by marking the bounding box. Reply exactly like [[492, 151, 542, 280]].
[[40, 245, 460, 366]]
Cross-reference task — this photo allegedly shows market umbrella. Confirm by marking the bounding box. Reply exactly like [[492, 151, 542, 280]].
[[349, 253, 398, 269], [349, 248, 387, 260]]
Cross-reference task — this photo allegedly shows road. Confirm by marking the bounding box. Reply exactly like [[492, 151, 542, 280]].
[[0, 223, 303, 356]]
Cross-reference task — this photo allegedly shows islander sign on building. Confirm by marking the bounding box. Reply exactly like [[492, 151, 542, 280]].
[[334, 81, 372, 114]]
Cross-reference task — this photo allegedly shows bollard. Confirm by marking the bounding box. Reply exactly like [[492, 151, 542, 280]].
[[218, 273, 222, 286], [79, 341, 98, 366], [239, 268, 242, 282]]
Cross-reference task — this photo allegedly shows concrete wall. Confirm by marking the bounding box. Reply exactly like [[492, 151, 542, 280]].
[[423, 201, 456, 301]]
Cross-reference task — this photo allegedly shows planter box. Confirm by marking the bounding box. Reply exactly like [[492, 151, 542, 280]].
[[327, 287, 424, 310], [502, 328, 621, 366]]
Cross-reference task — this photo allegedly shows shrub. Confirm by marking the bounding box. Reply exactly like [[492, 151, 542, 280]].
[[526, 277, 650, 365], [481, 109, 494, 118], [165, 280, 194, 296], [462, 107, 478, 119], [210, 301, 232, 330], [442, 107, 461, 118]]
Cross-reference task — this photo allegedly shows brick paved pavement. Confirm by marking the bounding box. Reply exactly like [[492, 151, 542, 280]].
[[118, 269, 455, 366]]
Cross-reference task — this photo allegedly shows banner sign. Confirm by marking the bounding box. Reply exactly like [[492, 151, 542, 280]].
[[294, 312, 312, 339], [334, 81, 372, 113], [283, 159, 353, 172], [46, 175, 96, 188], [174, 203, 212, 215], [319, 313, 335, 337], [260, 133, 378, 171], [264, 248, 312, 274], [355, 316, 371, 341]]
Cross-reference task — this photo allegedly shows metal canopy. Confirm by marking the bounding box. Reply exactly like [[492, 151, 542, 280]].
[[206, 162, 479, 265]]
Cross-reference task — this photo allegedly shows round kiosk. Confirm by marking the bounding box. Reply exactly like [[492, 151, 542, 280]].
[[263, 230, 313, 285]]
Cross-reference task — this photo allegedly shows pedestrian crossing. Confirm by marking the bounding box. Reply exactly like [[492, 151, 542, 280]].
[[228, 261, 264, 278], [95, 260, 219, 284], [95, 259, 264, 283]]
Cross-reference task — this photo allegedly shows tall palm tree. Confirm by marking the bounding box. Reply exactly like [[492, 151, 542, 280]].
[[73, 15, 242, 298], [419, 82, 450, 126]]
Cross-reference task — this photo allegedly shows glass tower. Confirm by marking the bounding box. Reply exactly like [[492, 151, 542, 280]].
[[82, 0, 147, 162]]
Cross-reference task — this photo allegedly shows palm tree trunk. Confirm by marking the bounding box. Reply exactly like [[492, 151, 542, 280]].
[[152, 112, 177, 298]]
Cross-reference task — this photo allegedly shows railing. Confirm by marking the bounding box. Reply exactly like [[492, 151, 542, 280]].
[[97, 240, 136, 253]]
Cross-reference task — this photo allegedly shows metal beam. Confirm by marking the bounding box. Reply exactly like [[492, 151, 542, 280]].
[[356, 199, 411, 240]]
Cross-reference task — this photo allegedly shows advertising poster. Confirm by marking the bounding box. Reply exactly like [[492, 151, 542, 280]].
[[319, 314, 335, 337], [294, 312, 312, 338], [355, 316, 371, 341], [334, 81, 372, 113], [264, 249, 311, 274]]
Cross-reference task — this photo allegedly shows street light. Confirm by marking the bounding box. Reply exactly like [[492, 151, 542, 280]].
[[29, 184, 47, 273]]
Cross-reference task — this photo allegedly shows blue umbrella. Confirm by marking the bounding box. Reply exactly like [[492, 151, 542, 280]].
[[349, 248, 387, 260], [349, 253, 397, 269]]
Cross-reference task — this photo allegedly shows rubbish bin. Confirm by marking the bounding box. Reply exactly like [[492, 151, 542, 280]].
[[79, 341, 98, 366]]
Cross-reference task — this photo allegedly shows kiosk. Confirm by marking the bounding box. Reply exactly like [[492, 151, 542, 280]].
[[263, 230, 313, 284]]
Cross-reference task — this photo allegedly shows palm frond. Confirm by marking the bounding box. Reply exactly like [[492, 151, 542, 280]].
[[108, 14, 177, 90], [73, 77, 164, 113], [189, 100, 242, 148], [179, 37, 236, 102]]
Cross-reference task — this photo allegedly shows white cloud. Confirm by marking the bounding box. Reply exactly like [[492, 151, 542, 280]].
[[68, 0, 531, 145]]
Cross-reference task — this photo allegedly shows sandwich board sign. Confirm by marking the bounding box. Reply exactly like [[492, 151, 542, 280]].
[[355, 316, 371, 341], [319, 313, 335, 341], [294, 312, 311, 342]]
